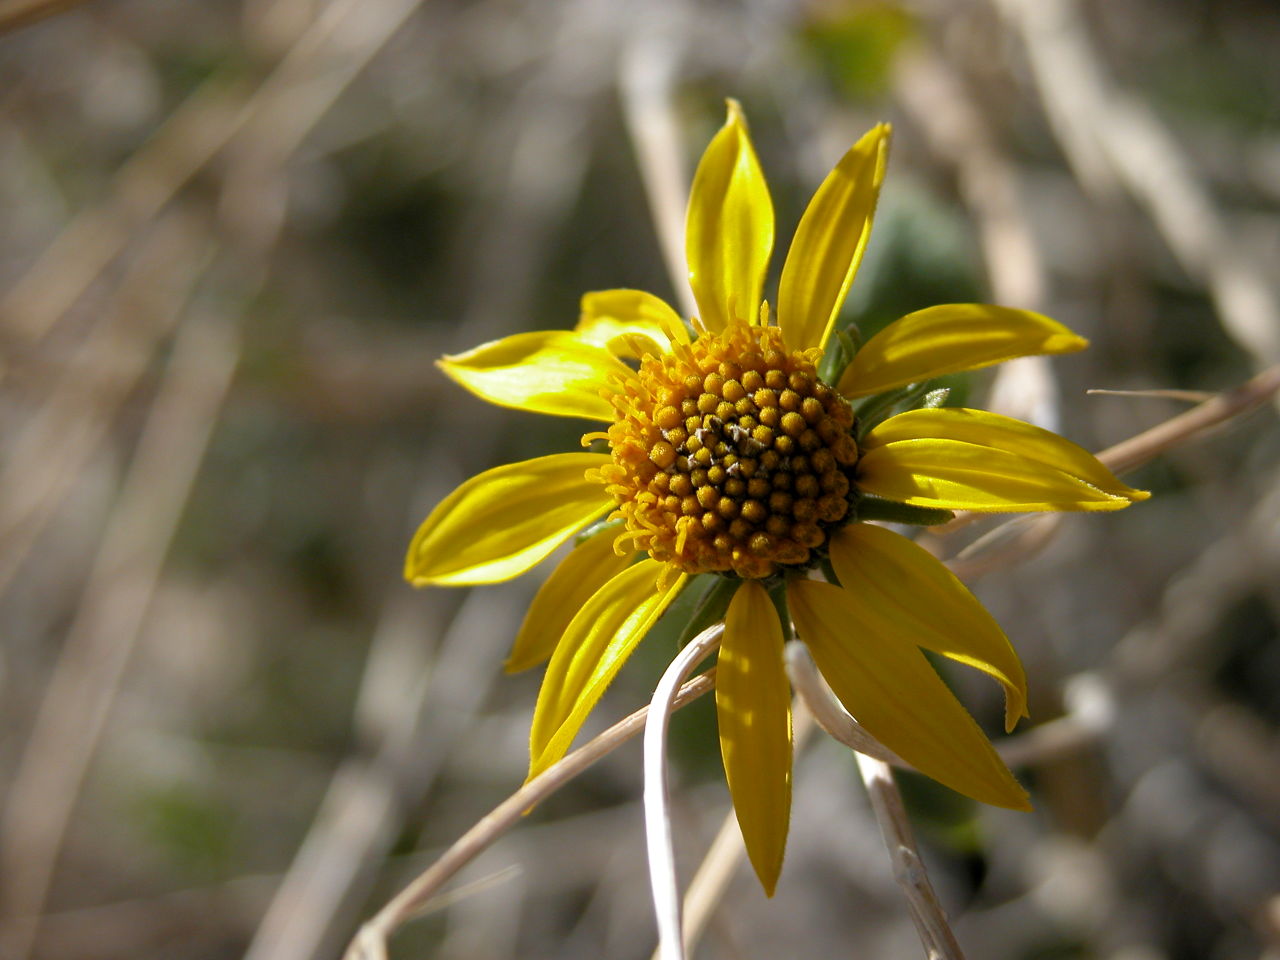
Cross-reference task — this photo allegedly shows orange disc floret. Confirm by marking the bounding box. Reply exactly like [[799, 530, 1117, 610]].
[[591, 320, 858, 579]]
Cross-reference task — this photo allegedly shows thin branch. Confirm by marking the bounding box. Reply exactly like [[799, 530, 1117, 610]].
[[1086, 388, 1216, 403], [789, 640, 1112, 771], [643, 624, 724, 960], [1094, 363, 1280, 475], [653, 704, 818, 960], [931, 362, 1280, 542], [893, 45, 1059, 432], [619, 34, 697, 320], [785, 641, 900, 764], [343, 668, 717, 960], [856, 754, 967, 960], [0, 0, 429, 351], [0, 316, 240, 960], [0, 0, 92, 36], [996, 0, 1280, 368]]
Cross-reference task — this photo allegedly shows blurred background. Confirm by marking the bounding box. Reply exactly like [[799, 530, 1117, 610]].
[[1, 0, 1278, 958]]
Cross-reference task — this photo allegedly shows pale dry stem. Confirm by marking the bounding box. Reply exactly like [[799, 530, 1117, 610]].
[[647, 704, 818, 960], [929, 362, 1280, 560], [996, 0, 1280, 368], [620, 34, 697, 321], [343, 668, 717, 960], [893, 45, 1060, 432], [0, 317, 240, 960], [0, 0, 93, 37], [644, 623, 724, 960], [856, 754, 967, 960]]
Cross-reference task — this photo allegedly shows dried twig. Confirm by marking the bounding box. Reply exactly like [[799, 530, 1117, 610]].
[[0, 316, 240, 960], [785, 642, 899, 765], [644, 623, 724, 960], [0, 0, 92, 36], [620, 34, 697, 320], [788, 639, 962, 959], [343, 668, 717, 960], [893, 44, 1059, 431], [930, 362, 1280, 549], [1094, 363, 1280, 475], [995, 0, 1280, 368], [0, 213, 209, 596], [649, 704, 818, 960], [856, 754, 967, 960]]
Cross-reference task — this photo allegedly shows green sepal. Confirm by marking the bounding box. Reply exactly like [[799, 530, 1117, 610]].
[[854, 380, 945, 438], [819, 326, 862, 385], [676, 574, 741, 648], [855, 496, 955, 526]]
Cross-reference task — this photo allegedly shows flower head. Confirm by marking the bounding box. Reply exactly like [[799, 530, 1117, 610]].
[[406, 101, 1147, 895]]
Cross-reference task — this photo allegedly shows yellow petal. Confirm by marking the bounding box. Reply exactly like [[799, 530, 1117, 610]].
[[405, 453, 611, 586], [716, 582, 791, 896], [438, 331, 633, 421], [528, 560, 687, 777], [839, 304, 1089, 397], [788, 580, 1029, 810], [686, 100, 774, 333], [830, 524, 1027, 732], [777, 124, 890, 352], [576, 289, 688, 359], [858, 408, 1151, 512], [506, 525, 635, 673]]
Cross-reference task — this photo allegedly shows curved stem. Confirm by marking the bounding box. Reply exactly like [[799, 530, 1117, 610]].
[[643, 623, 725, 960]]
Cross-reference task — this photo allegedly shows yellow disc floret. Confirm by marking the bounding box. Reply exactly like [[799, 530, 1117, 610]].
[[591, 320, 858, 579]]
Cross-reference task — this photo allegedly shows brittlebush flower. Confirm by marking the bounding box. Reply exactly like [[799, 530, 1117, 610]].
[[406, 102, 1147, 895]]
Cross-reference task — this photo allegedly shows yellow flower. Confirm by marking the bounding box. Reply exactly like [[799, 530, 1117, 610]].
[[405, 102, 1147, 895]]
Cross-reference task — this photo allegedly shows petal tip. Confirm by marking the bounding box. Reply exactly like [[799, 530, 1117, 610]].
[[1007, 790, 1034, 813], [1064, 333, 1091, 352]]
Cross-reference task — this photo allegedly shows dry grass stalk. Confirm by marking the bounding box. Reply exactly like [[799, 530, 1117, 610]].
[[0, 316, 240, 960], [643, 624, 724, 960], [856, 753, 967, 960], [0, 0, 92, 36], [343, 669, 717, 960]]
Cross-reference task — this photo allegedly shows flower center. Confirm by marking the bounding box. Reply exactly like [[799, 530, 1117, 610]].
[[593, 321, 858, 579]]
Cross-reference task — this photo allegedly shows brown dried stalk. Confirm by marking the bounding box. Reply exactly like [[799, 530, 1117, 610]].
[[343, 668, 717, 960]]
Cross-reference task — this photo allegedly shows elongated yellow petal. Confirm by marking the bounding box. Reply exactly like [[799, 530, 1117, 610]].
[[576, 289, 688, 359], [686, 100, 774, 333], [858, 408, 1151, 512], [528, 560, 687, 777], [829, 524, 1027, 732], [839, 304, 1089, 397], [405, 453, 611, 586], [717, 581, 791, 896], [788, 580, 1029, 810], [438, 331, 633, 421], [507, 526, 635, 673], [777, 124, 890, 352]]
